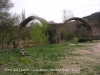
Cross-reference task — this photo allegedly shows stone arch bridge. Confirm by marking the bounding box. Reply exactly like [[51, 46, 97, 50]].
[[19, 16, 93, 44]]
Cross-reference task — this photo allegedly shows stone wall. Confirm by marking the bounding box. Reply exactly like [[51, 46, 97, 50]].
[[91, 24, 100, 39]]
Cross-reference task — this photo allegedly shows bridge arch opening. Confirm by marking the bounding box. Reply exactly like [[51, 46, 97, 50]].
[[62, 17, 93, 41], [63, 17, 92, 32], [19, 16, 48, 29]]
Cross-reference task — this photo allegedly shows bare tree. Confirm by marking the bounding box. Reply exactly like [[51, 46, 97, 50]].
[[0, 0, 20, 50], [62, 10, 67, 22], [21, 9, 25, 21], [0, 0, 13, 12], [62, 10, 74, 22]]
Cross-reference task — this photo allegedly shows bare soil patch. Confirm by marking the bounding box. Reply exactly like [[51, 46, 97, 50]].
[[58, 42, 100, 75]]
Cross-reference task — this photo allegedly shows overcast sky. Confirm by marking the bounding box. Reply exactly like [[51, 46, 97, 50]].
[[10, 0, 100, 23]]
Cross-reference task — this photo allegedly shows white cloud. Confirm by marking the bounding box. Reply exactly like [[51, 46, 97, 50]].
[[10, 0, 100, 23]]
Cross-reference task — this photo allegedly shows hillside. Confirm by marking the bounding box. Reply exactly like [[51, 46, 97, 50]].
[[83, 12, 100, 23]]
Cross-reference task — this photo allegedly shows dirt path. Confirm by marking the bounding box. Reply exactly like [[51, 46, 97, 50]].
[[57, 42, 100, 75]]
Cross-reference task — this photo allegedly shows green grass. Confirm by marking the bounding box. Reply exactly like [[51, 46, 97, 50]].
[[94, 64, 100, 75], [0, 41, 99, 75]]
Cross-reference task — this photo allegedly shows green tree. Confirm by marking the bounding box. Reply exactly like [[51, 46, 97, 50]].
[[31, 22, 48, 46]]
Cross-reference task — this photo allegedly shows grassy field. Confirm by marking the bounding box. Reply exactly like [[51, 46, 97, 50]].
[[0, 41, 100, 75]]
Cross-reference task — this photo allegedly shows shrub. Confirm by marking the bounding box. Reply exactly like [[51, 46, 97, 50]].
[[72, 37, 78, 43], [78, 38, 92, 42], [64, 32, 76, 41], [60, 29, 76, 42], [0, 61, 3, 65]]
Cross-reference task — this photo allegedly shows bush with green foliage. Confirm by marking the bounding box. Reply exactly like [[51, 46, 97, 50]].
[[78, 38, 92, 42], [72, 37, 78, 43], [65, 32, 76, 41], [60, 29, 76, 42]]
